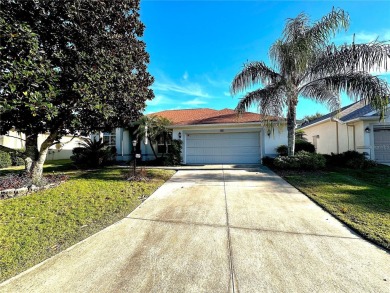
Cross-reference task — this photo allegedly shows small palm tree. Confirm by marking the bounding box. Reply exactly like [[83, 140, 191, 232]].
[[135, 115, 172, 159], [231, 8, 390, 156]]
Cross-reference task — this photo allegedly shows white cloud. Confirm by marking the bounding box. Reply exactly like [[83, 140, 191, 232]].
[[223, 91, 231, 97], [336, 30, 390, 44], [204, 75, 230, 87], [182, 98, 207, 106], [146, 94, 175, 106], [183, 71, 189, 80], [153, 81, 209, 98]]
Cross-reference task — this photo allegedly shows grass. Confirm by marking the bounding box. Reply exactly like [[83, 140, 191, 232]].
[[277, 164, 390, 250], [0, 162, 175, 282]]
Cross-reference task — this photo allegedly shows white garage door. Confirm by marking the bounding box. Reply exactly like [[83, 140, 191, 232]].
[[186, 132, 260, 164], [374, 126, 390, 162]]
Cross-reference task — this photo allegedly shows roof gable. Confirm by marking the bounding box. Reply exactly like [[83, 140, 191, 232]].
[[149, 108, 276, 126], [300, 100, 378, 128]]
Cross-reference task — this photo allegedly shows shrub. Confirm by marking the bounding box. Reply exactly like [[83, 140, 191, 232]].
[[0, 151, 12, 168], [324, 151, 377, 169], [276, 140, 316, 156], [10, 151, 25, 166], [70, 138, 116, 168], [274, 151, 325, 170], [262, 156, 275, 167], [164, 139, 182, 166], [295, 139, 315, 153], [276, 145, 288, 156]]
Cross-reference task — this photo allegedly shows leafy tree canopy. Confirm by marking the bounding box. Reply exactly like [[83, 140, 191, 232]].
[[0, 0, 154, 182]]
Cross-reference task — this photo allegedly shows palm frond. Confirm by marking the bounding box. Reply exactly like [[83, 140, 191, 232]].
[[311, 42, 390, 77], [236, 82, 286, 119], [231, 61, 281, 95], [309, 72, 389, 116], [283, 12, 310, 42], [300, 81, 341, 112], [304, 8, 349, 48]]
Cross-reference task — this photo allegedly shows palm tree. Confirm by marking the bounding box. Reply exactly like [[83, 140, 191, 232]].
[[135, 115, 172, 159], [231, 8, 390, 156]]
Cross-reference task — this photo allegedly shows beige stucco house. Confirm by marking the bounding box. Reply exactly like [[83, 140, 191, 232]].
[[299, 100, 390, 163], [115, 108, 287, 164], [0, 130, 87, 161]]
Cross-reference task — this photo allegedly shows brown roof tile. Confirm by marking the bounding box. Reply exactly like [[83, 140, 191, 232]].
[[149, 108, 276, 126]]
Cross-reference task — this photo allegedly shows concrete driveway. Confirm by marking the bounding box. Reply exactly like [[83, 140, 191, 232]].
[[1, 166, 389, 292]]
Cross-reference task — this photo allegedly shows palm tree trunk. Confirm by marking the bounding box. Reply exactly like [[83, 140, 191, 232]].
[[148, 136, 158, 160], [287, 94, 298, 156]]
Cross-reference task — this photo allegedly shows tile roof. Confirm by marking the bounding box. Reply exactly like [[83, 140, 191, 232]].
[[300, 100, 377, 128], [149, 108, 276, 126]]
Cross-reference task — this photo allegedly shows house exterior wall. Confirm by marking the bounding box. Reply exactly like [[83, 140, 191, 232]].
[[300, 111, 389, 162], [171, 124, 287, 164], [0, 131, 86, 161]]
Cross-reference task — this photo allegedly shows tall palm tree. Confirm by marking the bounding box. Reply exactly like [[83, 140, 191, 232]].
[[231, 8, 390, 156]]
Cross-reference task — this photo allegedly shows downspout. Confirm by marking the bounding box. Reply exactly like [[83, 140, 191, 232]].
[[331, 118, 344, 154]]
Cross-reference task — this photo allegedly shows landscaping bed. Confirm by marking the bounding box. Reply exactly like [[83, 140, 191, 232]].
[[0, 164, 175, 282], [275, 165, 390, 250]]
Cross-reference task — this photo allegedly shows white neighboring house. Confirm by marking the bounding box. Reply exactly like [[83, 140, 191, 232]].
[[116, 108, 288, 164], [0, 130, 87, 161], [299, 100, 390, 163]]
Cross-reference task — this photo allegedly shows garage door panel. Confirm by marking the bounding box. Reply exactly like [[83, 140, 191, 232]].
[[186, 132, 260, 164], [374, 127, 390, 162]]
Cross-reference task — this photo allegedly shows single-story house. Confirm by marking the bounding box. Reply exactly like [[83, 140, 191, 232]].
[[115, 108, 287, 164], [0, 130, 87, 161], [299, 100, 390, 163]]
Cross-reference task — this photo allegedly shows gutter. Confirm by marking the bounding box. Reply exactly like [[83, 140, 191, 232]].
[[169, 121, 284, 129]]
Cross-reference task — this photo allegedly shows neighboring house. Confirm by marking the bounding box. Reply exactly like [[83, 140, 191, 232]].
[[299, 100, 390, 163], [0, 130, 87, 161], [116, 108, 287, 164]]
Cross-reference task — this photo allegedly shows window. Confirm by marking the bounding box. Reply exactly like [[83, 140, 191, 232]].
[[103, 131, 116, 147], [157, 134, 171, 153]]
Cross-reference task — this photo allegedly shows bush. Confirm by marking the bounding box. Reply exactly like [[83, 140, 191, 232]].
[[0, 151, 12, 168], [295, 139, 315, 153], [276, 140, 316, 156], [70, 138, 116, 168], [324, 151, 377, 169], [262, 156, 275, 167], [276, 145, 288, 156], [164, 139, 182, 166], [10, 151, 25, 166], [274, 151, 326, 170]]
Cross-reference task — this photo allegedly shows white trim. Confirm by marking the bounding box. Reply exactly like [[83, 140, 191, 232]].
[[170, 121, 283, 129]]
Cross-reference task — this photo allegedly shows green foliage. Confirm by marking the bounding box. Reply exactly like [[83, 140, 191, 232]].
[[276, 145, 288, 156], [324, 151, 378, 169], [303, 112, 323, 122], [261, 156, 275, 167], [10, 151, 25, 166], [231, 8, 389, 156], [0, 167, 175, 281], [295, 139, 316, 153], [0, 0, 154, 176], [70, 138, 116, 168], [295, 129, 307, 141], [164, 139, 182, 166], [0, 151, 12, 168], [135, 116, 172, 159], [281, 165, 390, 249], [274, 151, 326, 170], [276, 140, 315, 156]]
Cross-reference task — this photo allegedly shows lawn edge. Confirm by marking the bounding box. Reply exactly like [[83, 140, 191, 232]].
[[274, 170, 390, 252]]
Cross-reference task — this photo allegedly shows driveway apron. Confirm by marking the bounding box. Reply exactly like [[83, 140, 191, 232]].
[[1, 166, 389, 293]]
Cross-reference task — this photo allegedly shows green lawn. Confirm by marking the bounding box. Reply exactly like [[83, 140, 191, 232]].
[[0, 162, 175, 282], [277, 165, 390, 250]]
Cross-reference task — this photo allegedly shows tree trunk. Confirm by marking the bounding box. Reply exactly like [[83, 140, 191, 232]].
[[286, 93, 298, 156], [148, 136, 158, 160], [29, 132, 58, 185], [24, 134, 39, 173]]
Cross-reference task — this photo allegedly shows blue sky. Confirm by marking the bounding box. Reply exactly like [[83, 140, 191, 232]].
[[140, 0, 390, 119]]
